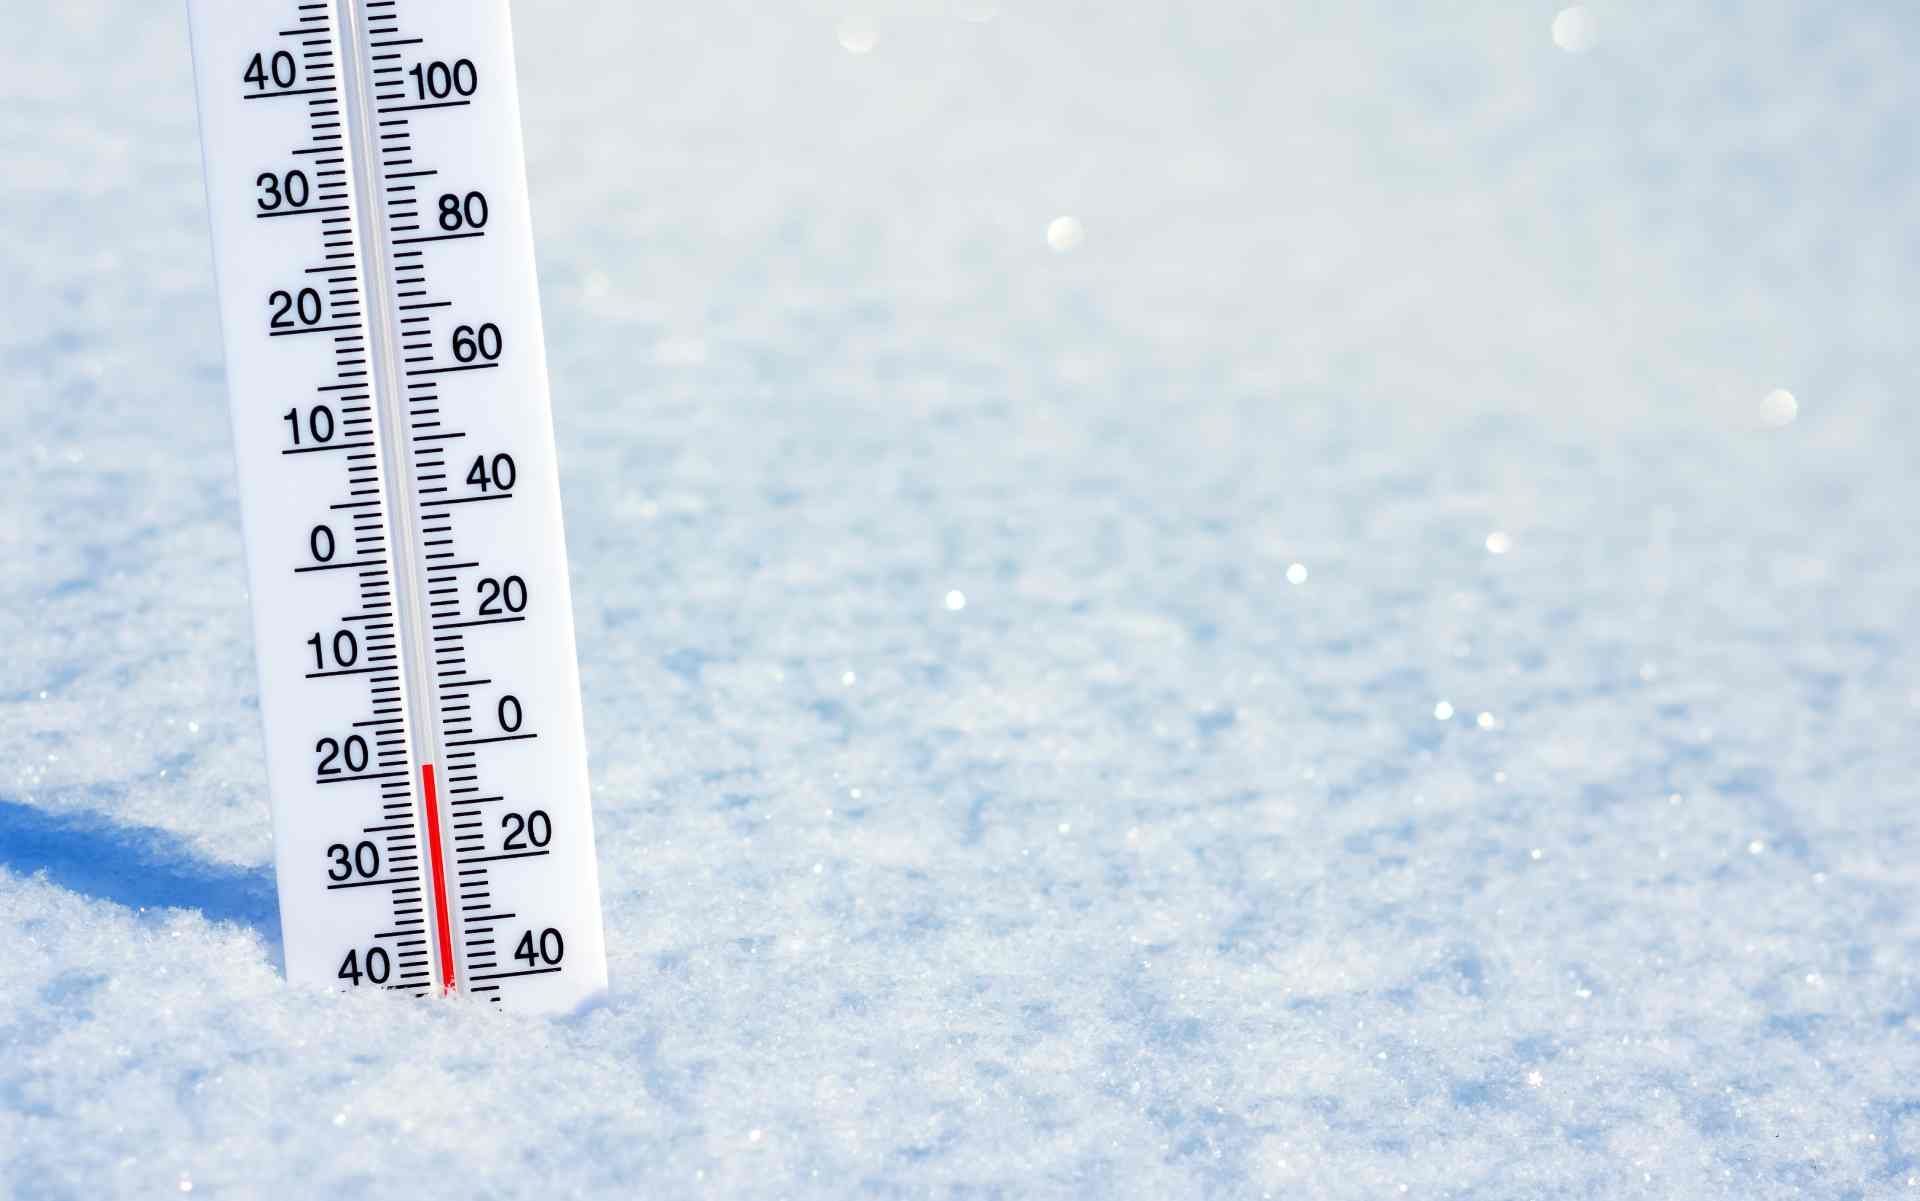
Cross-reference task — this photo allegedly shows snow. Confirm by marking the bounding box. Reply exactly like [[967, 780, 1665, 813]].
[[4, 0, 1919, 1196]]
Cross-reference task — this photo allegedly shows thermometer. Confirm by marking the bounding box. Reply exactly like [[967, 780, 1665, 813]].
[[186, 0, 607, 1012]]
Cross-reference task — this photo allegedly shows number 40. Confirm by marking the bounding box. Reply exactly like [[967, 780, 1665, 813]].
[[338, 946, 391, 986], [514, 928, 564, 968]]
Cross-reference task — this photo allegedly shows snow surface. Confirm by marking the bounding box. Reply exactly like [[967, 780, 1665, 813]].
[[3, 0, 1919, 1196]]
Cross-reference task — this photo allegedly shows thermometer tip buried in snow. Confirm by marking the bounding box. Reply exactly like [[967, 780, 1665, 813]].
[[186, 0, 608, 1013]]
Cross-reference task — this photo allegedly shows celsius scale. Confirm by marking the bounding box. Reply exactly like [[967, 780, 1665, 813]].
[[186, 0, 607, 1012]]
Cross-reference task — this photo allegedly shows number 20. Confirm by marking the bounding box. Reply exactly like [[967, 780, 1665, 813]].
[[477, 575, 527, 615]]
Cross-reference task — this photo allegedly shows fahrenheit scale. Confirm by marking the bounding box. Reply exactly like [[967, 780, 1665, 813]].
[[186, 0, 607, 1012]]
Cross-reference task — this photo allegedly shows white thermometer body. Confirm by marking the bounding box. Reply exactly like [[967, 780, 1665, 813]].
[[187, 0, 607, 1012]]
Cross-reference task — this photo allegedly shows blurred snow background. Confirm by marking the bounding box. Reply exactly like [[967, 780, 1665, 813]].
[[3, 0, 1919, 1196]]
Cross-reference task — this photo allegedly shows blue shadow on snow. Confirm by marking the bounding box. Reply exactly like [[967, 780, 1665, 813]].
[[0, 796, 280, 946]]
